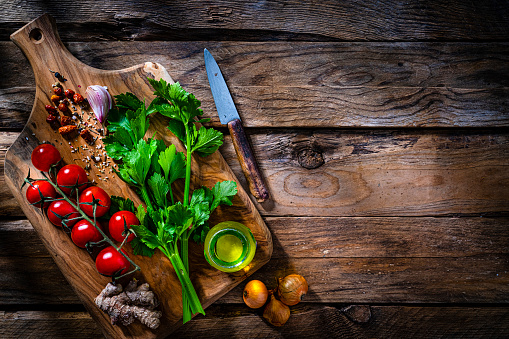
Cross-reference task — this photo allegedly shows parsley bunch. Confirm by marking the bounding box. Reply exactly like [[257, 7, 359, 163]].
[[103, 79, 238, 323]]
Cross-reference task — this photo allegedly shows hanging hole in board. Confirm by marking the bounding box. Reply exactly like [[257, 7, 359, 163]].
[[29, 28, 43, 43]]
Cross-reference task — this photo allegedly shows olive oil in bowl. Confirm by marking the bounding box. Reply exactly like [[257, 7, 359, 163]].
[[204, 221, 257, 272]]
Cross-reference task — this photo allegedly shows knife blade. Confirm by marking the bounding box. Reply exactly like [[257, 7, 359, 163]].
[[204, 48, 269, 203]]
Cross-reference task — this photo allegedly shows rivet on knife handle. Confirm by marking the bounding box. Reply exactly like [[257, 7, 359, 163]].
[[228, 119, 269, 203]]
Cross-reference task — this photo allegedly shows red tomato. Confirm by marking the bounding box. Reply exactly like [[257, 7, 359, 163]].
[[31, 144, 61, 172], [47, 200, 80, 227], [71, 220, 103, 248], [57, 164, 88, 195], [25, 180, 57, 208], [95, 246, 130, 276], [108, 211, 139, 242], [79, 186, 111, 218]]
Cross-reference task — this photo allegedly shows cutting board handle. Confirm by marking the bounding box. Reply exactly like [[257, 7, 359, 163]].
[[10, 14, 93, 85]]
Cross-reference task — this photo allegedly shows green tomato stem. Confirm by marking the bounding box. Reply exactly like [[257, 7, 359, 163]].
[[38, 172, 140, 280]]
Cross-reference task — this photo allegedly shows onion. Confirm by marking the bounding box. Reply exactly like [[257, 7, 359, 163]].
[[263, 294, 290, 327], [278, 274, 308, 306], [86, 85, 112, 124], [243, 280, 268, 309]]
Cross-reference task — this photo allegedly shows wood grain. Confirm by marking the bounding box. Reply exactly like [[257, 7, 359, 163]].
[[3, 129, 508, 217], [4, 14, 271, 338], [1, 254, 508, 304], [2, 217, 508, 305], [1, 1, 509, 41], [2, 305, 509, 339], [4, 41, 509, 89], [224, 130, 509, 217], [2, 41, 509, 129], [4, 217, 508, 259]]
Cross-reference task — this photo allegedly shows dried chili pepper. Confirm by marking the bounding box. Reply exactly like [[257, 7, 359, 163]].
[[59, 125, 78, 139]]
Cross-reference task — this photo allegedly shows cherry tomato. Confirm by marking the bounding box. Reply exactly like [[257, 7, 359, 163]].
[[95, 246, 130, 276], [25, 180, 57, 208], [47, 200, 80, 227], [31, 144, 62, 172], [53, 87, 63, 96], [71, 220, 103, 248], [79, 186, 111, 218], [57, 164, 88, 195], [108, 211, 139, 242]]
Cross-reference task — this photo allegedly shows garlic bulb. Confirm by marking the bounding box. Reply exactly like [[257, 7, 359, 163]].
[[86, 85, 112, 123]]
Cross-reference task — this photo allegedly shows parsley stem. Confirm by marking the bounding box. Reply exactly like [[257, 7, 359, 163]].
[[183, 124, 192, 207], [181, 237, 191, 322], [140, 184, 154, 211], [161, 243, 204, 322], [182, 122, 193, 320]]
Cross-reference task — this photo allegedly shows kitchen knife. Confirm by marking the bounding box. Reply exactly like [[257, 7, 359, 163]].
[[204, 48, 270, 203]]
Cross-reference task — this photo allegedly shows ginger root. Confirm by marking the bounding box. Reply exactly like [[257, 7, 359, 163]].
[[95, 280, 162, 330]]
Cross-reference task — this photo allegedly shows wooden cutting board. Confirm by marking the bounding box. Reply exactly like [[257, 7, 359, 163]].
[[4, 14, 272, 338]]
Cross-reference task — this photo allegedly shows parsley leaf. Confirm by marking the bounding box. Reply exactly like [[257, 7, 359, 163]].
[[148, 79, 203, 124], [130, 225, 160, 249], [149, 138, 167, 176], [192, 126, 224, 157], [148, 172, 170, 208], [166, 203, 193, 237], [115, 92, 144, 112], [110, 196, 136, 213], [211, 181, 238, 211], [131, 237, 155, 257], [167, 119, 186, 143], [128, 107, 149, 143], [124, 139, 154, 186], [192, 222, 210, 244], [103, 141, 130, 160], [106, 107, 130, 133], [158, 144, 186, 184]]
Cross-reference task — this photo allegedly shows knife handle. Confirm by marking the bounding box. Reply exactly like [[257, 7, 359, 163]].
[[228, 119, 270, 203]]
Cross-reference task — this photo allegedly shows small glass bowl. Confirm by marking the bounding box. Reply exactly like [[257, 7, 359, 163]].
[[204, 221, 257, 273]]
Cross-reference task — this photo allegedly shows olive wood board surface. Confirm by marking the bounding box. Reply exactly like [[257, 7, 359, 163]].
[[3, 14, 272, 339]]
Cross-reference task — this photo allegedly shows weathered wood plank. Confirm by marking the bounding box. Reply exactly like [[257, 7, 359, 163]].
[[4, 217, 509, 259], [0, 132, 21, 216], [0, 311, 103, 339], [221, 255, 509, 304], [2, 41, 509, 129], [4, 41, 509, 89], [1, 254, 507, 305], [1, 1, 509, 41], [176, 304, 509, 339], [267, 217, 509, 258], [2, 130, 508, 217], [2, 305, 509, 339], [0, 257, 79, 304], [4, 84, 508, 130], [225, 130, 509, 216]]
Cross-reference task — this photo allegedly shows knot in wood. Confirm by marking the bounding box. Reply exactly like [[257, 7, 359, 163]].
[[297, 149, 324, 169], [342, 305, 371, 323]]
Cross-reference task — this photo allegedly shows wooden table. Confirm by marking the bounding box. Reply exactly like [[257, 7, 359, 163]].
[[1, 1, 508, 338]]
